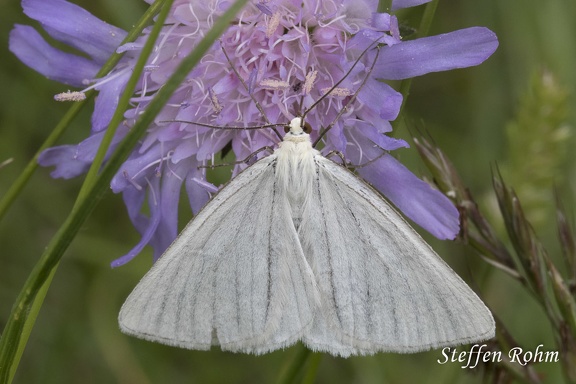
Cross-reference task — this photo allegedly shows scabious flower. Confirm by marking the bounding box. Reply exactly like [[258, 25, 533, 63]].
[[10, 0, 498, 266]]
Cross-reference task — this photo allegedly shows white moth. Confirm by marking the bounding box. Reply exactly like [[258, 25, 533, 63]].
[[119, 116, 495, 357]]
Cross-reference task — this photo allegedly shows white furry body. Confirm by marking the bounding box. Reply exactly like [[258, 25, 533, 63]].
[[119, 119, 495, 357]]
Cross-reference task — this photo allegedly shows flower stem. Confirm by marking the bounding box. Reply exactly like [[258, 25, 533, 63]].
[[0, 0, 251, 381], [0, 0, 166, 223], [301, 353, 322, 384], [0, 0, 250, 378], [76, 4, 168, 205], [0, 102, 83, 221], [276, 347, 312, 384], [393, 0, 439, 128], [6, 266, 57, 383], [0, 0, 174, 381], [378, 0, 393, 13]]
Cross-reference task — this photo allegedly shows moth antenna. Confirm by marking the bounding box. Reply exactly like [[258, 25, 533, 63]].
[[197, 146, 275, 169], [313, 44, 381, 147], [301, 36, 383, 123], [297, 95, 305, 119], [324, 149, 386, 172], [220, 41, 283, 139], [160, 119, 285, 131], [323, 150, 347, 166], [350, 150, 388, 169]]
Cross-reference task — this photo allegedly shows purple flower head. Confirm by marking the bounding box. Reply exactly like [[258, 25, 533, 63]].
[[10, 0, 498, 266]]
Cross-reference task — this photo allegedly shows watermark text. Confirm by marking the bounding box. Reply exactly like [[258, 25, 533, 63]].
[[437, 344, 559, 369]]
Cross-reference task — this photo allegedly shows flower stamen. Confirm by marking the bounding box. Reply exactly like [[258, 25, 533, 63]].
[[321, 87, 352, 97], [303, 70, 318, 95], [123, 170, 143, 191], [259, 79, 290, 90], [208, 88, 223, 114], [266, 12, 281, 38], [54, 90, 86, 102], [80, 66, 132, 93], [192, 177, 219, 193]]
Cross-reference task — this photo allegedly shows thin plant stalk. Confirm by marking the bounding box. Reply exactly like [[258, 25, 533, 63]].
[[0, 1, 174, 381], [394, 0, 439, 128], [0, 0, 166, 222], [0, 0, 250, 382]]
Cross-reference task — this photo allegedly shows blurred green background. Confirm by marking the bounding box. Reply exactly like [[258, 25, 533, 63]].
[[1, 0, 575, 383]]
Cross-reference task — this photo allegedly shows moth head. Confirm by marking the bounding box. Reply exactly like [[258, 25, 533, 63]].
[[285, 117, 312, 135]]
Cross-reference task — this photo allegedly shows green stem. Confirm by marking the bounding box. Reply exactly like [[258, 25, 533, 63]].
[[0, 102, 83, 221], [0, 1, 173, 381], [276, 347, 312, 384], [378, 0, 393, 13], [0, 0, 165, 223], [6, 267, 57, 383], [301, 353, 322, 384], [417, 0, 440, 39], [0, 0, 249, 381], [393, 0, 440, 128], [75, 2, 167, 206]]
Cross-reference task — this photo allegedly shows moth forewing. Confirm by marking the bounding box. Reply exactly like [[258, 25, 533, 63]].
[[119, 35, 495, 356]]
